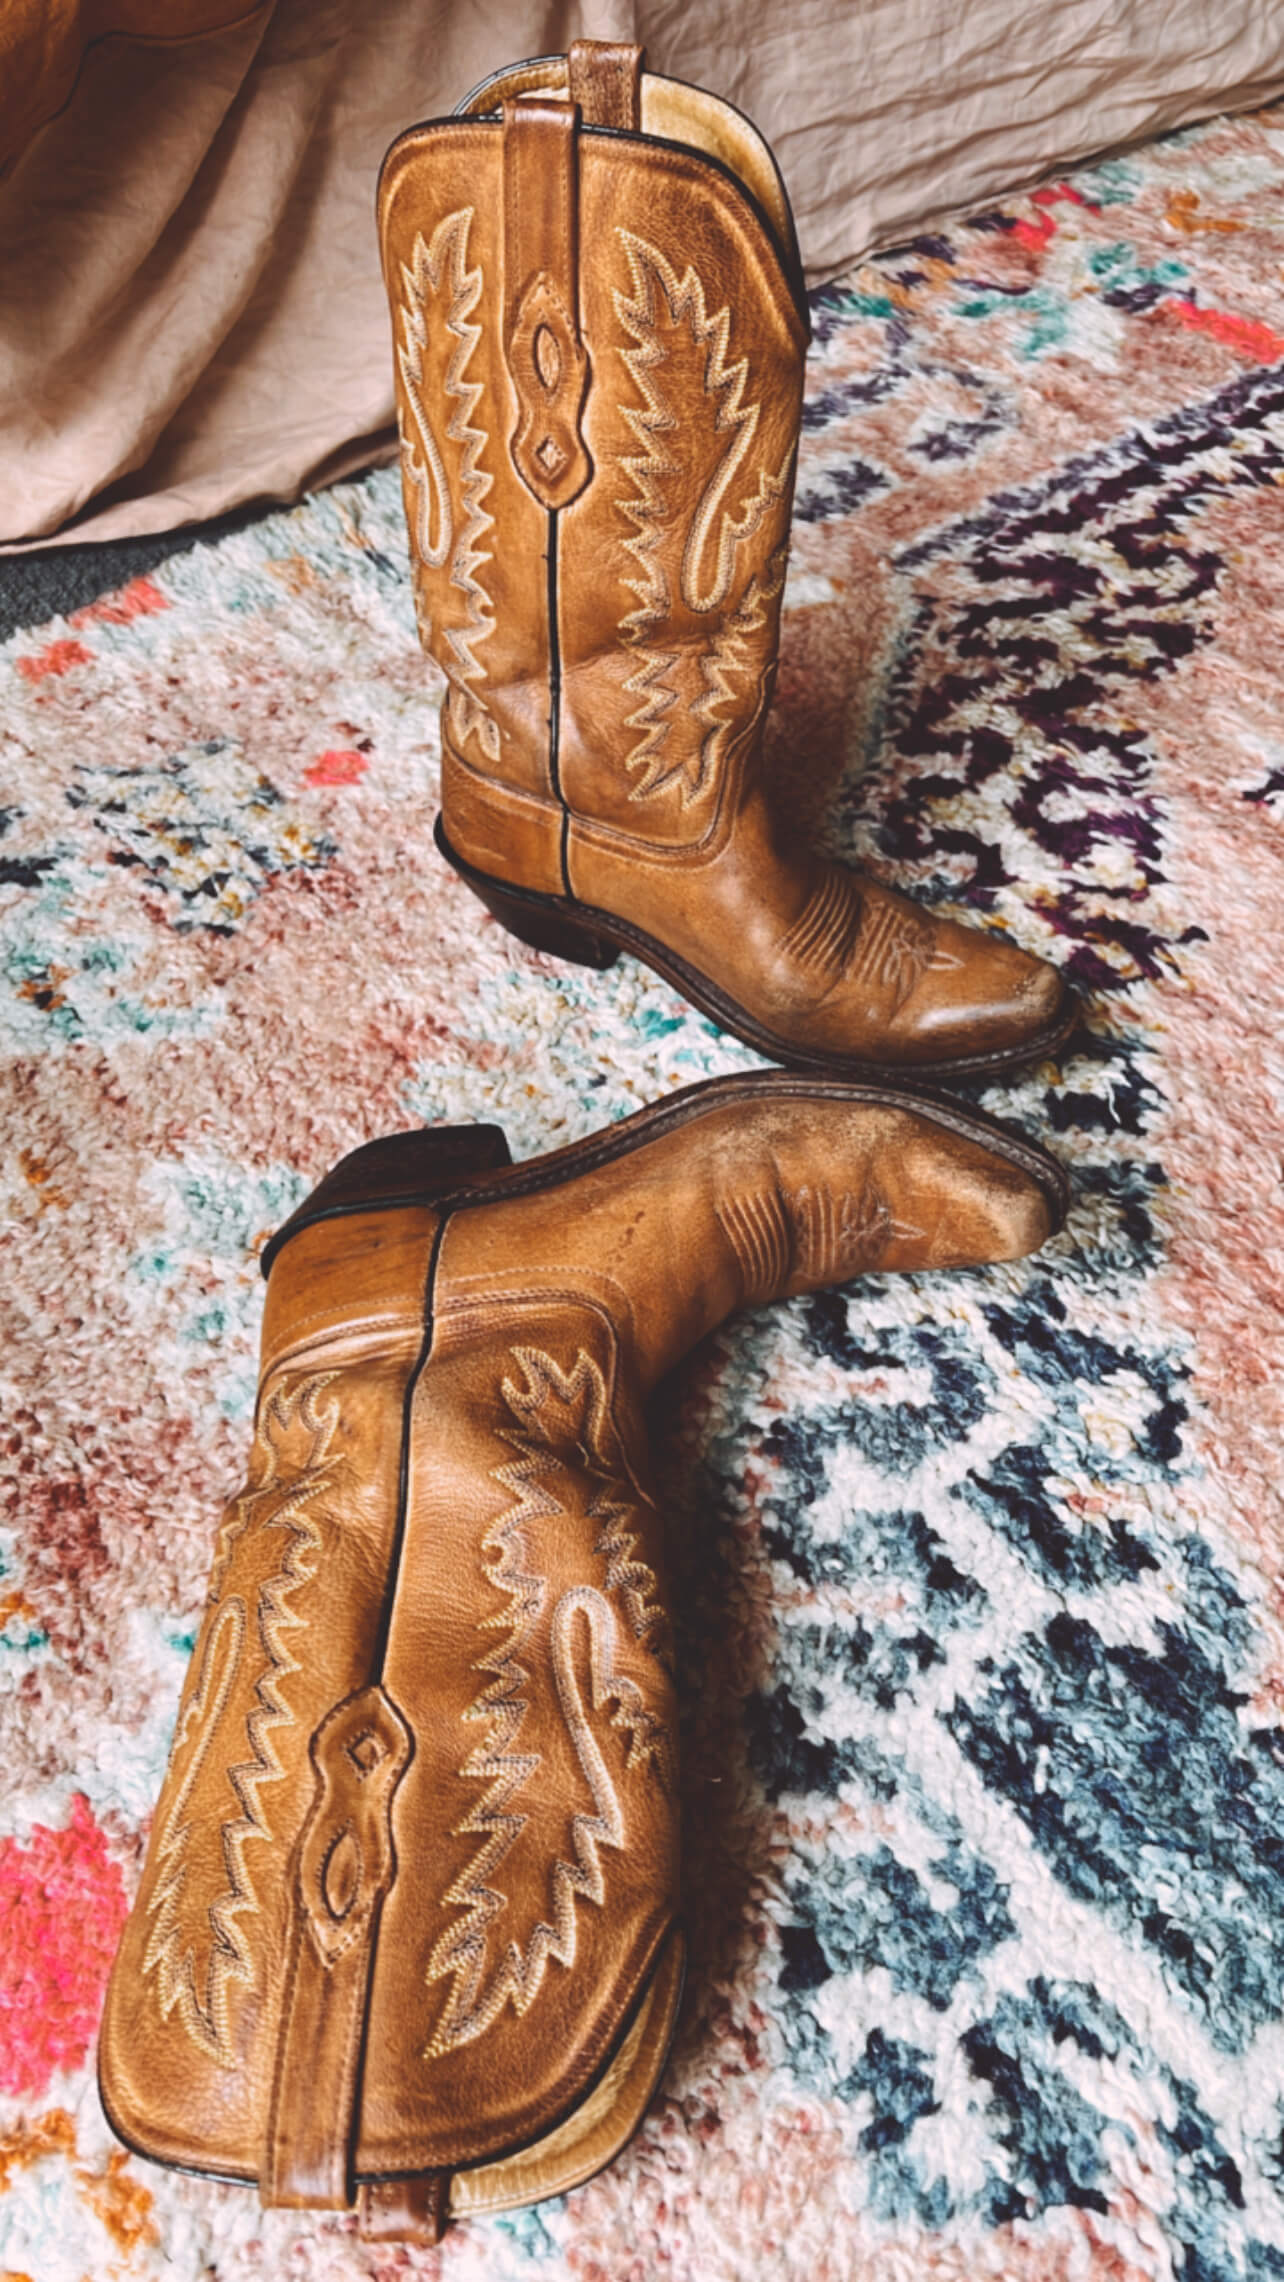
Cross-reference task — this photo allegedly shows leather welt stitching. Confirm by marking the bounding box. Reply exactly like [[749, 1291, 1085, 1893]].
[[613, 229, 793, 806], [423, 1348, 671, 2058], [141, 1373, 344, 2065], [397, 209, 499, 763]]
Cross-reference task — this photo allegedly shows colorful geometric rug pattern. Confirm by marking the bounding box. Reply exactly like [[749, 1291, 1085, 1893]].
[[2, 101, 1283, 2282]]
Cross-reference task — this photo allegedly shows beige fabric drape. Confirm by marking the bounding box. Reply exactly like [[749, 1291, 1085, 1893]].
[[2, 0, 1283, 549], [0, 1, 266, 169], [0, 1, 636, 547]]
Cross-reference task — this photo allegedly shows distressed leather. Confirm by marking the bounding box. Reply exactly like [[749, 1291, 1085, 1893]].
[[100, 1075, 1066, 2235], [377, 44, 1072, 1076]]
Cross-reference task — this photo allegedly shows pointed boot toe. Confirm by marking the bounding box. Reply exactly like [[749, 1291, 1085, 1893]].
[[886, 907, 1076, 1074], [890, 1114, 1064, 1268], [742, 869, 1077, 1080]]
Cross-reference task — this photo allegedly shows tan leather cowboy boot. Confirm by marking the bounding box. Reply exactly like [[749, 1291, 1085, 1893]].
[[100, 1073, 1067, 2241], [377, 41, 1076, 1083]]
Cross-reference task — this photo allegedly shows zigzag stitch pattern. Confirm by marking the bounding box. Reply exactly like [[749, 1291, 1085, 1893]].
[[688, 540, 790, 807], [398, 209, 499, 762], [613, 230, 793, 802], [425, 1347, 670, 2057], [143, 1374, 343, 2065]]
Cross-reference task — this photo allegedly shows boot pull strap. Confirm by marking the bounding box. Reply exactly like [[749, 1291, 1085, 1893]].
[[358, 2172, 450, 2244], [260, 1685, 413, 2216], [501, 99, 592, 511], [567, 38, 642, 129]]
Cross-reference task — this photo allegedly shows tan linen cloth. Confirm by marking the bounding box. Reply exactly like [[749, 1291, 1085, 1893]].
[[0, 1, 266, 169], [3, 0, 1283, 548]]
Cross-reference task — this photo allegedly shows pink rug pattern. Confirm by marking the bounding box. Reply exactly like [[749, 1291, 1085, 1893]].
[[1, 99, 1283, 2282]]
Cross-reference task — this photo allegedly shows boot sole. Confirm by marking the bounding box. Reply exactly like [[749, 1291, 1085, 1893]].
[[263, 1060, 1072, 1275], [435, 814, 1081, 1085]]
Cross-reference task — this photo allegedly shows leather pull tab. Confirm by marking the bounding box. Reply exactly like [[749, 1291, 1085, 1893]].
[[567, 38, 643, 129], [260, 1686, 412, 2213], [358, 2171, 450, 2244], [502, 99, 592, 511]]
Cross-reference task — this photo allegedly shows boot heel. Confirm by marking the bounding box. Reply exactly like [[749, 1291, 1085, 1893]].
[[483, 887, 621, 972], [261, 1124, 514, 1276], [435, 815, 620, 973]]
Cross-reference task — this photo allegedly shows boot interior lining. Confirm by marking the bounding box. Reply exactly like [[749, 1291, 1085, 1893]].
[[639, 77, 794, 257], [455, 59, 795, 268], [447, 1927, 686, 2217]]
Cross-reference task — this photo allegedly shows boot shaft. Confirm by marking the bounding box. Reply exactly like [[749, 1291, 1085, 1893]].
[[101, 1136, 682, 2220], [378, 46, 808, 888], [100, 1084, 1064, 2231]]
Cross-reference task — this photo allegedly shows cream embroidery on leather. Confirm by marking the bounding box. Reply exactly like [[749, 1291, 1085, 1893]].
[[502, 1347, 667, 1650], [691, 541, 789, 799], [424, 1348, 671, 2057], [296, 1684, 412, 1969], [397, 210, 499, 763], [507, 270, 590, 503], [142, 1373, 343, 2065], [613, 231, 793, 804], [427, 1585, 666, 2057]]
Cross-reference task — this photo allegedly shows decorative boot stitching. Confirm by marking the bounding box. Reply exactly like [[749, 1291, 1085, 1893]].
[[613, 230, 794, 805], [500, 1347, 667, 1652], [142, 1373, 344, 2064], [507, 270, 591, 506], [424, 1348, 671, 2058], [842, 891, 963, 1014], [719, 1184, 926, 1299], [616, 233, 791, 616], [778, 869, 866, 979], [422, 1376, 552, 2053], [613, 260, 679, 799], [716, 1189, 793, 1306], [396, 211, 499, 763], [295, 1686, 413, 1968], [792, 1183, 925, 1281], [427, 1584, 665, 2057], [691, 541, 790, 801]]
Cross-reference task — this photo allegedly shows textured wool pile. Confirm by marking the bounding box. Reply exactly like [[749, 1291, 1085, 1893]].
[[2, 101, 1283, 2282]]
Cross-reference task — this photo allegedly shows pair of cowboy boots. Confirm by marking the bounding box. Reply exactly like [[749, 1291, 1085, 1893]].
[[100, 43, 1075, 2247]]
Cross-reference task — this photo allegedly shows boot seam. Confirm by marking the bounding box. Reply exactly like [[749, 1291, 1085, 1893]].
[[547, 505, 574, 898]]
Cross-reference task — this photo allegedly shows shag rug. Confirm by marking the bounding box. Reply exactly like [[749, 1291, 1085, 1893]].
[[2, 99, 1283, 2282]]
